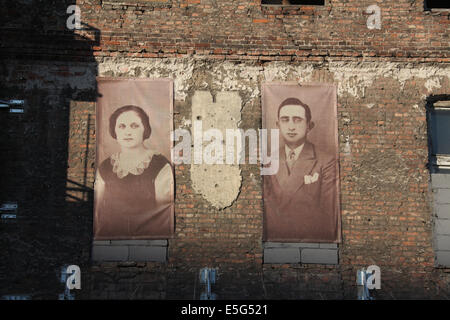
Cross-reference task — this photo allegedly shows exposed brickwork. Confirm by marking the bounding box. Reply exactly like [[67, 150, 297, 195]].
[[1, 0, 449, 299], [2, 1, 449, 62]]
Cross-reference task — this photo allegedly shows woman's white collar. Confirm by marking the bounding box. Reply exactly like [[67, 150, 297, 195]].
[[110, 150, 155, 179]]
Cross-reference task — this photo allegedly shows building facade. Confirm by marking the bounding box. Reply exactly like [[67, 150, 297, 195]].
[[1, 0, 449, 299]]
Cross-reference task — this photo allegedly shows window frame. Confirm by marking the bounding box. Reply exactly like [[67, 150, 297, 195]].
[[428, 99, 450, 172]]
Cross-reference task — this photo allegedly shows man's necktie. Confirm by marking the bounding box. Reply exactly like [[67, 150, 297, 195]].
[[287, 150, 296, 173]]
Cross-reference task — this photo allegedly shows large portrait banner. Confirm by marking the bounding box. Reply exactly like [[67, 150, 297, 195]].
[[262, 82, 341, 243], [94, 78, 174, 240]]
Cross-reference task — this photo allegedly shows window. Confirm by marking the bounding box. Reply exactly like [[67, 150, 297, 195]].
[[428, 98, 450, 268], [425, 0, 450, 10], [428, 100, 450, 173], [261, 0, 325, 5]]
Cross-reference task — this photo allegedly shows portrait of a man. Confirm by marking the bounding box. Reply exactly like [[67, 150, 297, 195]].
[[262, 83, 340, 242], [94, 78, 175, 240]]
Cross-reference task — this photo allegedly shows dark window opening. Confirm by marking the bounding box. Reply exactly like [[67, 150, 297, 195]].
[[425, 0, 450, 10], [262, 0, 325, 5], [427, 97, 450, 172], [430, 108, 450, 155]]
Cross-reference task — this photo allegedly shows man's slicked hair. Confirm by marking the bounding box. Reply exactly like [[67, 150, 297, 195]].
[[109, 105, 152, 140], [277, 97, 312, 123]]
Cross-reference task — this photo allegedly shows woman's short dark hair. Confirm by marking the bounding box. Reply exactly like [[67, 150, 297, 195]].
[[277, 97, 312, 123], [109, 105, 152, 140]]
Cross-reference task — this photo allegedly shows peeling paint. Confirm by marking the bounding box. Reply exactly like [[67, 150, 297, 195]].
[[6, 58, 448, 105], [263, 63, 315, 84], [425, 77, 442, 93], [211, 63, 263, 102], [328, 62, 450, 98], [98, 57, 195, 101]]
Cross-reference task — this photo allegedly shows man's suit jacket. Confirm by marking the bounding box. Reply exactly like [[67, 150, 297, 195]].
[[263, 141, 340, 242]]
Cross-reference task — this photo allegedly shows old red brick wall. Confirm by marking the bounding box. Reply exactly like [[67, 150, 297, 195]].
[[1, 0, 449, 299], [82, 0, 448, 61]]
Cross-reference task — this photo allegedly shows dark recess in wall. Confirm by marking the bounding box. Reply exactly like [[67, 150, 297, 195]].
[[0, 0, 99, 299], [425, 0, 450, 10]]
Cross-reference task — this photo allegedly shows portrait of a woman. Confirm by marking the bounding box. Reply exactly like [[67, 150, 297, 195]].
[[94, 105, 174, 239]]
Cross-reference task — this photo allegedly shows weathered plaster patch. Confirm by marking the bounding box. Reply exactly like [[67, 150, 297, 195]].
[[263, 63, 315, 84], [425, 77, 442, 93], [97, 57, 195, 101], [181, 117, 191, 127], [190, 91, 242, 209], [327, 62, 450, 98], [6, 58, 448, 104], [210, 62, 263, 101]]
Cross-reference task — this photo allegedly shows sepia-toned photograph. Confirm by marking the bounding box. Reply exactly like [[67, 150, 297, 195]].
[[262, 83, 341, 243], [94, 78, 174, 240]]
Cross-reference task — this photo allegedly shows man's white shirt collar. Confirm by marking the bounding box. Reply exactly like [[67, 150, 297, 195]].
[[285, 143, 305, 162]]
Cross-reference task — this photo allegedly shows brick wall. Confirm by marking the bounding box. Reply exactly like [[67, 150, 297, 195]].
[[1, 0, 450, 299], [2, 0, 449, 62]]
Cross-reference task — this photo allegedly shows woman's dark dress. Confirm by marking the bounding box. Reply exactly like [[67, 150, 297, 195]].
[[94, 153, 173, 239]]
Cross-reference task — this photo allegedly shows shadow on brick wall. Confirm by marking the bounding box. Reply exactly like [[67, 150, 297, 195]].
[[0, 0, 99, 299]]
